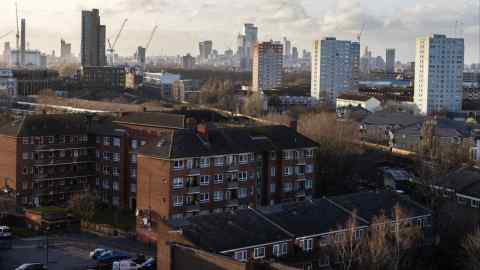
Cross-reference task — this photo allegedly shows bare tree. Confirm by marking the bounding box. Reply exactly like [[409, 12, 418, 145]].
[[242, 92, 264, 116], [331, 211, 363, 270], [361, 213, 390, 270], [69, 193, 97, 224], [462, 230, 480, 270]]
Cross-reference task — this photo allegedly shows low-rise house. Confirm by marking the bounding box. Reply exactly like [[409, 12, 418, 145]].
[[157, 191, 431, 270], [429, 167, 480, 208], [380, 167, 413, 192], [336, 93, 382, 112]]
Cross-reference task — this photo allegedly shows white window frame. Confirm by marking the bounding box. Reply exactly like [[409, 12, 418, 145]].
[[113, 152, 120, 162], [273, 242, 288, 257], [300, 238, 313, 252], [239, 187, 248, 198], [112, 181, 119, 191], [200, 157, 210, 168], [131, 139, 138, 149], [113, 137, 121, 147], [200, 175, 210, 186], [238, 171, 248, 181], [234, 250, 247, 262], [253, 247, 266, 259], [305, 179, 313, 190], [173, 196, 184, 207], [173, 177, 184, 189], [214, 157, 224, 167], [283, 167, 293, 176], [306, 164, 314, 174], [199, 192, 209, 203], [213, 191, 224, 202], [112, 167, 120, 177], [283, 182, 293, 192], [214, 174, 224, 184], [239, 154, 249, 164], [271, 167, 276, 177], [103, 136, 110, 146], [174, 160, 184, 170]]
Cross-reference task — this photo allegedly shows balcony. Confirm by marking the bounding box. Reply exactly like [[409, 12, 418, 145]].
[[225, 163, 239, 171], [226, 180, 239, 189]]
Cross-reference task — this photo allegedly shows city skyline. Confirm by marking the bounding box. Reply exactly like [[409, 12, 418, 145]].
[[0, 0, 478, 62]]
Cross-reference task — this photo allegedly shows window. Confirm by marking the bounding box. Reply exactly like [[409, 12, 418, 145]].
[[174, 160, 184, 170], [103, 166, 111, 176], [103, 152, 111, 161], [173, 196, 183, 207], [47, 136, 54, 144], [113, 137, 121, 147], [214, 157, 224, 167], [296, 166, 305, 176], [96, 136, 101, 144], [22, 152, 29, 160], [354, 229, 363, 240], [253, 247, 265, 259], [113, 181, 119, 191], [130, 168, 137, 178], [81, 135, 88, 143], [131, 154, 137, 164], [200, 157, 210, 168], [113, 153, 120, 162], [284, 167, 293, 176], [113, 167, 120, 176], [270, 151, 277, 160], [130, 184, 137, 193], [200, 175, 210, 186], [239, 188, 248, 198], [213, 191, 224, 202], [141, 140, 146, 146], [270, 183, 276, 193], [96, 177, 101, 186], [305, 164, 314, 174], [199, 192, 209, 203], [214, 174, 224, 184], [103, 136, 110, 146], [273, 243, 288, 257], [472, 199, 480, 208], [22, 137, 29, 144], [131, 139, 138, 149], [416, 218, 425, 228], [173, 177, 183, 189], [305, 180, 313, 190], [271, 167, 276, 177], [234, 250, 247, 262], [238, 171, 248, 181], [300, 238, 313, 252], [283, 182, 293, 192], [305, 149, 314, 158], [239, 154, 249, 164], [283, 150, 292, 160]]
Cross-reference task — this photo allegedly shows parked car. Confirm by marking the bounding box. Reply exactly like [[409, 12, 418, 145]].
[[0, 226, 11, 238], [14, 263, 47, 270], [90, 248, 111, 259], [97, 251, 131, 264], [112, 259, 141, 270]]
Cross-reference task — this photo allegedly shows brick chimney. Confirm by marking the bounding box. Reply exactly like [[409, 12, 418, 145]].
[[288, 119, 298, 131], [196, 123, 209, 142]]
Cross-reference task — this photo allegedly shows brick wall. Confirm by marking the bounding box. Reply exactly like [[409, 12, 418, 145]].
[[0, 135, 18, 193]]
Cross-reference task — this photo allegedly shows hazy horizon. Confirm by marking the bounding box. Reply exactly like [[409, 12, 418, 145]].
[[0, 0, 479, 63]]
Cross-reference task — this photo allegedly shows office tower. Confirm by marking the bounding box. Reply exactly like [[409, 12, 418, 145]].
[[3, 42, 10, 64], [81, 9, 106, 66], [20, 19, 26, 65], [60, 39, 72, 59], [239, 23, 258, 71], [386, 48, 396, 73], [252, 41, 283, 92], [292, 47, 299, 61], [136, 46, 146, 65], [311, 37, 360, 104], [414, 34, 464, 115], [283, 37, 291, 57], [198, 40, 213, 62], [182, 53, 195, 69]]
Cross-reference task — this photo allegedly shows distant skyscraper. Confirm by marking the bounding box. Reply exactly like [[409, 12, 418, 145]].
[[20, 19, 26, 65], [60, 39, 72, 59], [182, 53, 195, 69], [292, 47, 299, 61], [81, 9, 106, 66], [252, 41, 283, 92], [198, 40, 213, 62], [239, 23, 258, 71], [311, 38, 360, 104], [3, 42, 10, 64], [386, 48, 396, 73], [283, 37, 291, 57], [414, 34, 464, 115], [136, 46, 146, 65]]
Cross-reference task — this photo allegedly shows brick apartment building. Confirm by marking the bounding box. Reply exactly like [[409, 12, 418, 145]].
[[135, 124, 318, 241], [157, 191, 431, 270]]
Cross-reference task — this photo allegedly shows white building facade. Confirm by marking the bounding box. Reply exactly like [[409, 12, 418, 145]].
[[414, 34, 464, 115], [311, 38, 360, 104]]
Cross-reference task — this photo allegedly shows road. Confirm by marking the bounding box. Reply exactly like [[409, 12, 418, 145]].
[[0, 233, 155, 270]]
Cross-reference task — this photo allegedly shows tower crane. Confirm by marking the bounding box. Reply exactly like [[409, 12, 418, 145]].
[[357, 23, 366, 43], [0, 31, 13, 40], [145, 25, 158, 52], [107, 18, 128, 65], [15, 2, 20, 66]]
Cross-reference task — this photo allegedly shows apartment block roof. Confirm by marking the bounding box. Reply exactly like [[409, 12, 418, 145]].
[[115, 112, 187, 129], [434, 167, 480, 199], [0, 114, 90, 137], [139, 125, 318, 159], [165, 191, 430, 253], [362, 111, 424, 127]]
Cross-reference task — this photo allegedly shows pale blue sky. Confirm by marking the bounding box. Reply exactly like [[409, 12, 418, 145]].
[[0, 0, 478, 63]]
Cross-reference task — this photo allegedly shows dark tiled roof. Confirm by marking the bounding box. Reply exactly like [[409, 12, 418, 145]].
[[330, 191, 430, 222], [436, 167, 480, 198], [167, 209, 291, 253], [433, 118, 471, 137], [168, 109, 230, 123], [259, 199, 368, 237], [337, 93, 376, 102], [115, 112, 187, 129], [363, 111, 424, 127], [0, 114, 90, 137], [140, 125, 317, 159]]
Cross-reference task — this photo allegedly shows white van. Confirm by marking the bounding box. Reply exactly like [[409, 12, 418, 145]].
[[0, 226, 11, 238], [112, 260, 140, 270]]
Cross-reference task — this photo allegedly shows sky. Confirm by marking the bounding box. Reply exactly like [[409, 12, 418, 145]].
[[0, 0, 479, 63]]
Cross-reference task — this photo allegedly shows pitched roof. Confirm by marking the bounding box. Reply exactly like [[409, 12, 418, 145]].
[[139, 125, 318, 159], [167, 209, 292, 253], [115, 112, 187, 129], [0, 114, 90, 137], [435, 167, 480, 198], [258, 198, 368, 237], [363, 111, 424, 127]]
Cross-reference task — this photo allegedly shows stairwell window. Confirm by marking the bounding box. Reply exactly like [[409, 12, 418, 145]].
[[253, 247, 266, 259]]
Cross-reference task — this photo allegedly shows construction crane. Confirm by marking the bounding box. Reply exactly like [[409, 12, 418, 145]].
[[107, 18, 128, 65], [357, 23, 366, 43], [0, 31, 13, 40], [15, 2, 20, 66], [145, 25, 158, 51]]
